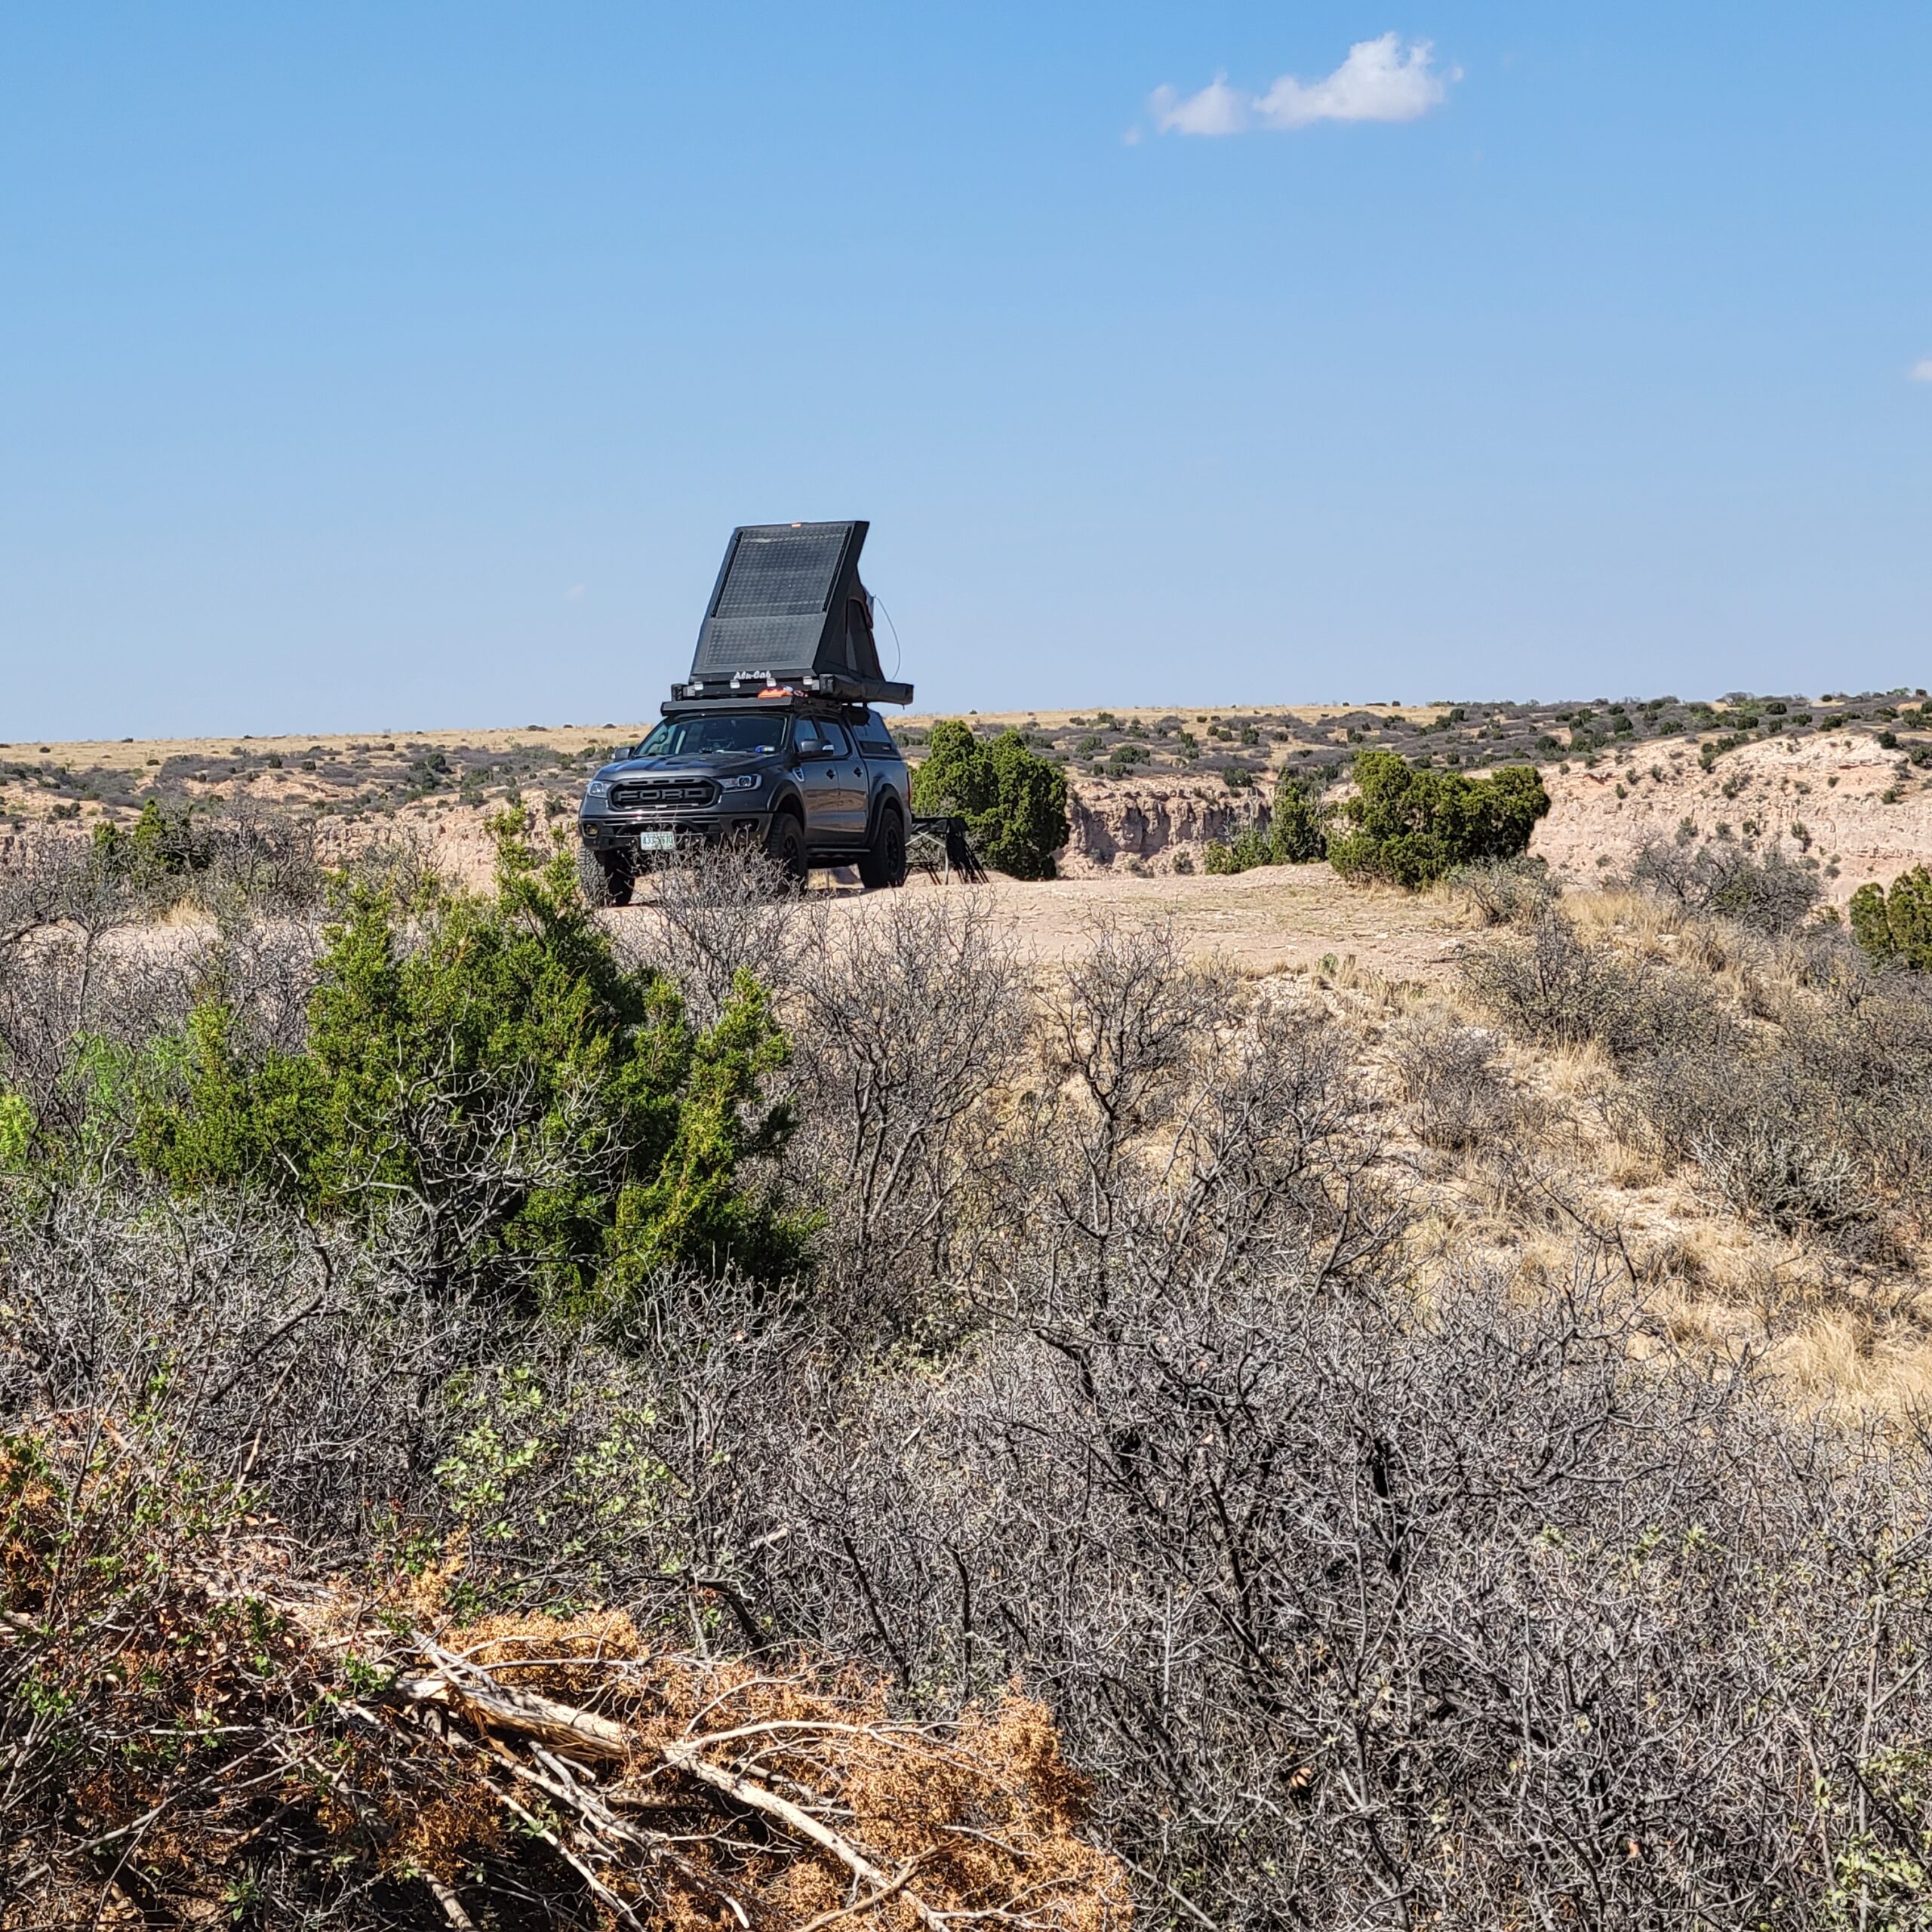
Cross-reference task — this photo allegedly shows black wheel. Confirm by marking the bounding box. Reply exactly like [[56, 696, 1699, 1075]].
[[764, 811, 808, 888], [578, 846, 632, 907], [858, 805, 906, 890], [595, 854, 633, 904]]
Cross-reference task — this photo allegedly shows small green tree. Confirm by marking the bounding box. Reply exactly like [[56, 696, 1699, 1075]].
[[1327, 752, 1549, 890], [912, 721, 1069, 881], [1850, 882, 1894, 961], [92, 797, 199, 885], [134, 823, 807, 1305], [1269, 776, 1328, 863], [1850, 867, 1932, 970]]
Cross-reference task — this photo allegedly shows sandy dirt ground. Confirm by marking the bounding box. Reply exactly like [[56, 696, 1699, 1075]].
[[726, 864, 1466, 982]]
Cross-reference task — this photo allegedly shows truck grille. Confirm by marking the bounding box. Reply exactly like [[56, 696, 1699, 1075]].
[[611, 780, 715, 811]]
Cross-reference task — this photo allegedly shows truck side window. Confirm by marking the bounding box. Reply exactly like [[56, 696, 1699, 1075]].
[[817, 721, 853, 759], [795, 718, 831, 758]]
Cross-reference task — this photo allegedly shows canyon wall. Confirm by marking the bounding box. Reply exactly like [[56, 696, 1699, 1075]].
[[1060, 731, 1931, 902]]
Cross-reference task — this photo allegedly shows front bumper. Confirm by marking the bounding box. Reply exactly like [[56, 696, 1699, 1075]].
[[578, 811, 772, 856]]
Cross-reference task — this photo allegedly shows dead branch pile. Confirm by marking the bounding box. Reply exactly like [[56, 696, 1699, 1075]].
[[0, 1425, 1128, 1930]]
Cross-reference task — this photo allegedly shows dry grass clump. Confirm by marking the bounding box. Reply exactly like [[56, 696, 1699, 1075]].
[[1441, 887, 1932, 1408]]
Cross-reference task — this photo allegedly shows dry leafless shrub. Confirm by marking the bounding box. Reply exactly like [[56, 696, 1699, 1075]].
[[189, 797, 326, 919], [1463, 910, 1718, 1062], [979, 917, 1392, 1332], [614, 838, 823, 1027], [727, 1260, 1932, 1930], [1628, 836, 1821, 935], [1386, 1008, 1521, 1152], [0, 832, 112, 952], [785, 889, 1030, 1325], [1444, 852, 1560, 927]]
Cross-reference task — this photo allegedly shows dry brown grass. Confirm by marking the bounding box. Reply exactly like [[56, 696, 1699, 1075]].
[[1382, 888, 1932, 1416]]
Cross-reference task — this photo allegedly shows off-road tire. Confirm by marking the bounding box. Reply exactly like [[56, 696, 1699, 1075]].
[[578, 846, 634, 909], [858, 804, 907, 891], [764, 811, 808, 889], [600, 852, 635, 907]]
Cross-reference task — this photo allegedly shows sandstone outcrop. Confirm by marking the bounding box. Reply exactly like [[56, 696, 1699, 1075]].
[[1056, 731, 1928, 903]]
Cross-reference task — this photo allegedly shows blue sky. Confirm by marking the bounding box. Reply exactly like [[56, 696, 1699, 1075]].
[[2, 3, 1928, 737]]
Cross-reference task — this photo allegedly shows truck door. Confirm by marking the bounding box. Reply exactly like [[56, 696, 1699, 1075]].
[[815, 719, 869, 841], [792, 717, 860, 848]]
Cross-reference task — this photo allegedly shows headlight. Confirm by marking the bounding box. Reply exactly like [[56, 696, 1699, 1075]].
[[719, 773, 763, 792], [584, 779, 610, 799]]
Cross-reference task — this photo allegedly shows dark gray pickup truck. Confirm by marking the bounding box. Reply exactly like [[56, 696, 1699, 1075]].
[[582, 518, 919, 901], [577, 698, 910, 902]]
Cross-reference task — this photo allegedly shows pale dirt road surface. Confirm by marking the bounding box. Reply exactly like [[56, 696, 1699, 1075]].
[[628, 863, 1468, 983]]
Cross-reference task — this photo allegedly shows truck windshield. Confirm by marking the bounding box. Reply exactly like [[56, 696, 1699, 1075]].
[[638, 714, 789, 758]]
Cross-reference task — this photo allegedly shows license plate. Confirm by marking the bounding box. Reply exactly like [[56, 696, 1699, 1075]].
[[638, 830, 678, 852]]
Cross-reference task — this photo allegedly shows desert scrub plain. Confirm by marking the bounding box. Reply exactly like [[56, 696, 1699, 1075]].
[[13, 684, 1932, 894], [2, 819, 1932, 1927]]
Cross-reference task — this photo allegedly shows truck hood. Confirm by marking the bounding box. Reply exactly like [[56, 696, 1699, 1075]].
[[598, 752, 771, 779]]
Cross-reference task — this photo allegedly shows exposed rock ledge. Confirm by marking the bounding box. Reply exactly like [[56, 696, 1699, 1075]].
[[1061, 779, 1268, 875], [1061, 733, 1932, 903]]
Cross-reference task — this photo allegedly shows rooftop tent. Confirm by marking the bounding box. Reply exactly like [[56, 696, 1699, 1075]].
[[678, 520, 913, 706]]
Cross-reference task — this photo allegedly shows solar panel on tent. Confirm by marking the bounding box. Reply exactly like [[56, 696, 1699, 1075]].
[[712, 527, 848, 619], [693, 524, 852, 675], [682, 520, 912, 705]]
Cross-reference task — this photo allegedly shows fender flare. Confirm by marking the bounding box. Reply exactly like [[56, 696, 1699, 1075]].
[[864, 786, 906, 844]]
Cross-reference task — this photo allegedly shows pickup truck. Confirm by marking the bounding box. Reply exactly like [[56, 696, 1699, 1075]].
[[577, 697, 910, 902]]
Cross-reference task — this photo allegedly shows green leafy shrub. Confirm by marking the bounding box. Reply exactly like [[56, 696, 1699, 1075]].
[[1850, 866, 1932, 969], [1201, 826, 1275, 876], [1269, 776, 1329, 863], [91, 796, 320, 911], [132, 823, 808, 1304], [1327, 752, 1549, 890], [92, 797, 194, 882], [0, 1090, 29, 1169], [1229, 826, 1270, 870], [912, 721, 1069, 881]]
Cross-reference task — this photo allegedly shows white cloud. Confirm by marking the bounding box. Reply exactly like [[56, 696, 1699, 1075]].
[[1150, 74, 1249, 137], [564, 583, 586, 601], [1149, 34, 1453, 138], [1258, 32, 1450, 127], [1912, 358, 1932, 383]]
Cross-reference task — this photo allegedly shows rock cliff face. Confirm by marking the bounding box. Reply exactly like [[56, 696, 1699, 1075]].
[[1058, 731, 1932, 902], [1527, 731, 1930, 903], [1061, 779, 1269, 874]]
